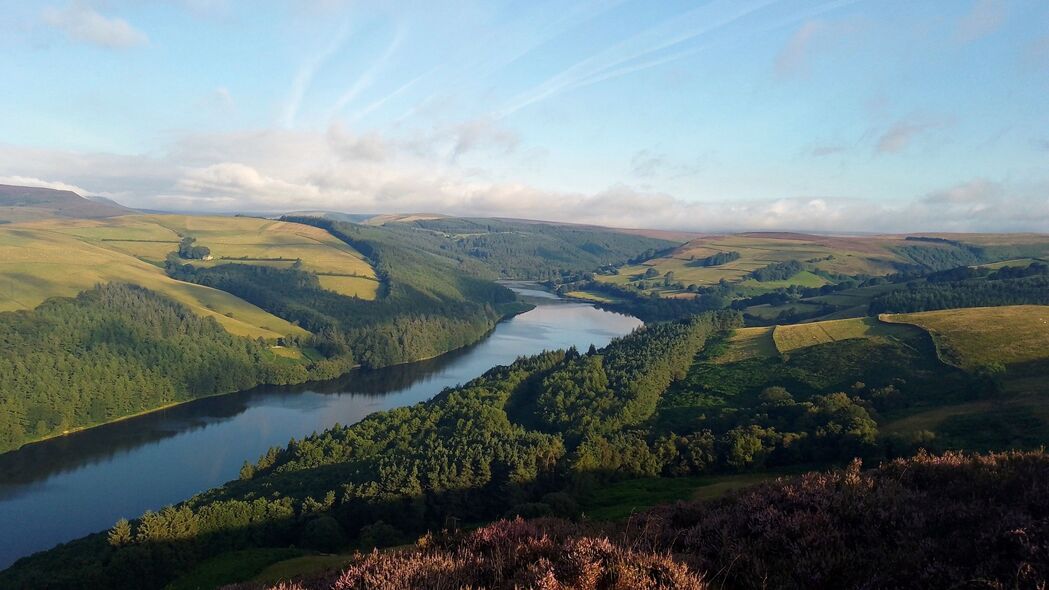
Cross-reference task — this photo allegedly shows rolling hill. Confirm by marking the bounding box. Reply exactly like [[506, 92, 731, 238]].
[[0, 184, 132, 223], [0, 213, 383, 339], [595, 232, 1049, 299]]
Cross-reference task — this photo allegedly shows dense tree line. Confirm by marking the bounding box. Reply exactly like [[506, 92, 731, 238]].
[[748, 259, 803, 282], [688, 251, 741, 267], [0, 284, 317, 453], [869, 268, 1049, 314]]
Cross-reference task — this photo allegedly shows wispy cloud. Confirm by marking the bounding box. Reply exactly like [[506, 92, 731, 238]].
[[809, 143, 848, 157], [630, 150, 703, 179], [281, 20, 351, 129], [497, 0, 778, 117], [775, 20, 824, 77], [874, 116, 949, 154], [327, 29, 404, 121], [956, 0, 1006, 43], [41, 2, 148, 49]]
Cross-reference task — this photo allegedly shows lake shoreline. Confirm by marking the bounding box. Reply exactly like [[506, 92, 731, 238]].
[[3, 300, 538, 457]]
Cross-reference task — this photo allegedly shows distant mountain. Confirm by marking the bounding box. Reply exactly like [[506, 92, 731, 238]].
[[282, 210, 379, 224], [0, 184, 132, 222], [84, 195, 133, 209]]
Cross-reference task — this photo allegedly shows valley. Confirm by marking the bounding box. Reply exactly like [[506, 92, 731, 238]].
[[1, 185, 1048, 589]]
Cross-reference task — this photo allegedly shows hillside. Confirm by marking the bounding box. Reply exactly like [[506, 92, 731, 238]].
[[358, 216, 681, 280], [0, 184, 132, 222], [884, 305, 1049, 371], [593, 232, 1049, 300], [0, 213, 388, 338], [0, 218, 305, 339], [223, 450, 1049, 590]]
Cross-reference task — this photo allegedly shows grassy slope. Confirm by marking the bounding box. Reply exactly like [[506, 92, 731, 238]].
[[0, 222, 303, 339], [772, 317, 919, 353], [0, 214, 382, 339], [883, 305, 1049, 369], [596, 233, 906, 296]]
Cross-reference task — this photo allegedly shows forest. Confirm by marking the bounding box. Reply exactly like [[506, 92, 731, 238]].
[[0, 284, 312, 453], [868, 264, 1049, 313], [1, 304, 1008, 589]]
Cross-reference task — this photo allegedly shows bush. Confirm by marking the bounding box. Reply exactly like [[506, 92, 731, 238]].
[[300, 516, 346, 553]]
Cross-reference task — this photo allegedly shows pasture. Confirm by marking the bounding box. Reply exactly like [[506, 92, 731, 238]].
[[37, 214, 379, 298], [884, 305, 1049, 369], [0, 214, 382, 339], [772, 317, 918, 354], [715, 326, 777, 363], [0, 224, 305, 339], [596, 233, 906, 297]]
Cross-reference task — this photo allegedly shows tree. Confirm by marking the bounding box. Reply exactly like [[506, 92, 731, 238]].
[[107, 518, 132, 547]]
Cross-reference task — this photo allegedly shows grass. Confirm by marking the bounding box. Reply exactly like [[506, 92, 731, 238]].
[[0, 223, 305, 339], [316, 274, 381, 299], [166, 548, 305, 590], [884, 305, 1049, 369], [715, 326, 777, 363], [772, 317, 917, 354], [251, 554, 358, 586], [564, 290, 623, 304], [976, 258, 1047, 270], [736, 270, 829, 289], [882, 381, 1049, 452], [595, 233, 907, 297], [579, 472, 782, 521], [0, 214, 381, 338]]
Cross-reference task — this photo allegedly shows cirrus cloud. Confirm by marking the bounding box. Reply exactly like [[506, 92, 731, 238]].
[[42, 2, 148, 49]]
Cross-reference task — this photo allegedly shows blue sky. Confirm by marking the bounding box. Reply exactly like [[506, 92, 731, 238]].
[[1, 0, 1047, 231]]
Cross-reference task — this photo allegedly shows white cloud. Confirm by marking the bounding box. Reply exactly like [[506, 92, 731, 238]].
[[41, 2, 148, 49], [956, 0, 1006, 43], [1, 131, 1047, 233], [0, 175, 92, 195]]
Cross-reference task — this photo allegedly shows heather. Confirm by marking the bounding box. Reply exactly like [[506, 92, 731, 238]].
[[230, 450, 1049, 590]]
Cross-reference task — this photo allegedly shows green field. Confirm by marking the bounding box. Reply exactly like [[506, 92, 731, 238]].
[[0, 223, 304, 339], [564, 289, 624, 304], [773, 317, 918, 354], [884, 305, 1049, 369], [596, 232, 907, 297], [715, 326, 777, 363], [0, 214, 380, 339]]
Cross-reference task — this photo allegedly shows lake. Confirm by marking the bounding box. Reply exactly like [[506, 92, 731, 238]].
[[0, 289, 640, 570]]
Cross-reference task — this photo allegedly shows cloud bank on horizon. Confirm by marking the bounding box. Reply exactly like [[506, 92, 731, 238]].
[[0, 0, 1047, 233]]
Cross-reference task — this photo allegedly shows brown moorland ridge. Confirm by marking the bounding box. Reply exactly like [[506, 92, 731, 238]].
[[226, 450, 1049, 590], [0, 184, 132, 221]]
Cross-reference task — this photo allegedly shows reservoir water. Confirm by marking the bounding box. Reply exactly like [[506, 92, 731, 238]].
[[0, 289, 640, 569]]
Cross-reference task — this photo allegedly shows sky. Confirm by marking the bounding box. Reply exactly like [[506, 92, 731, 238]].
[[1, 0, 1047, 232]]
